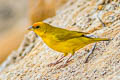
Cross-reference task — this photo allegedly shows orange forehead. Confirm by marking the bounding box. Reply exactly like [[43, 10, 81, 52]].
[[32, 22, 43, 28]]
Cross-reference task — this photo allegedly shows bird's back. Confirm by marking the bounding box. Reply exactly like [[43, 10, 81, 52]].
[[41, 24, 109, 53], [41, 26, 89, 53]]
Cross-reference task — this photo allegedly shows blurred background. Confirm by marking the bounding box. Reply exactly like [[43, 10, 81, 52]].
[[0, 0, 67, 64]]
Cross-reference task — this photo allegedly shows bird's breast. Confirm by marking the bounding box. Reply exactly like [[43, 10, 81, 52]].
[[41, 35, 70, 53], [42, 35, 59, 48]]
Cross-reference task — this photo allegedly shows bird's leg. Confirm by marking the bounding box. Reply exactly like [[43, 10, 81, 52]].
[[48, 55, 66, 67], [57, 54, 73, 69], [84, 43, 96, 63], [65, 50, 75, 64], [58, 51, 74, 68], [65, 54, 73, 63]]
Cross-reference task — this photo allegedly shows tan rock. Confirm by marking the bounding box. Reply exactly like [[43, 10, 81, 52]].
[[0, 0, 120, 80]]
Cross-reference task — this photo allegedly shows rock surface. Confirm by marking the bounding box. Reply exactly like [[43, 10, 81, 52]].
[[0, 0, 120, 80]]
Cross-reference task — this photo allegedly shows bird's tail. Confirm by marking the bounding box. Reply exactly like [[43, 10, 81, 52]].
[[84, 35, 110, 42], [92, 38, 110, 42]]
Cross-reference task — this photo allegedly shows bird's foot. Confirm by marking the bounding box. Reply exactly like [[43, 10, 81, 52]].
[[48, 60, 62, 67], [57, 64, 68, 69], [57, 59, 73, 69]]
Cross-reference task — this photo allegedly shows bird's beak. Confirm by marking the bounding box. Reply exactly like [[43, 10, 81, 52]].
[[28, 26, 33, 30]]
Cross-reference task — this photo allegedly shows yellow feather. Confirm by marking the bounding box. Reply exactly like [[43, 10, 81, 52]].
[[28, 22, 109, 56]]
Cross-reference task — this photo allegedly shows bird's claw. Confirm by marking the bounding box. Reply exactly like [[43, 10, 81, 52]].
[[48, 63, 56, 67], [57, 60, 73, 69], [48, 60, 62, 67], [57, 64, 68, 69]]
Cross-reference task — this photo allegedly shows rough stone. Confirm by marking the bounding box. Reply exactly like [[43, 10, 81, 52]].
[[0, 0, 120, 80]]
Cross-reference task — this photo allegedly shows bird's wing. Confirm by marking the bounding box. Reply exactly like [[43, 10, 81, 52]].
[[53, 29, 89, 41]]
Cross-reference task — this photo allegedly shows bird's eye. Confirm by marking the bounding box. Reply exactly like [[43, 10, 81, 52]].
[[36, 26, 40, 28]]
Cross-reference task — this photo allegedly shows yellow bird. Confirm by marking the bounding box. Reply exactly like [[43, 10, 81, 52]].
[[28, 22, 109, 66]]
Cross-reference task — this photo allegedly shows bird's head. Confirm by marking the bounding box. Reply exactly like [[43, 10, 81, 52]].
[[28, 22, 49, 36]]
